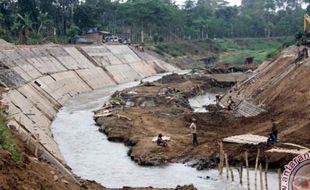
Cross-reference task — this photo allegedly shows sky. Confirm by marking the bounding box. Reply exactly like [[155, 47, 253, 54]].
[[174, 0, 241, 6]]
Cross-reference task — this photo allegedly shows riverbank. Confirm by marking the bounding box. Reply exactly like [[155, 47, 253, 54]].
[[94, 67, 309, 170], [94, 73, 235, 166]]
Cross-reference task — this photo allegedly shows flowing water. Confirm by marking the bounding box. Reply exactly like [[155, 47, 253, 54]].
[[51, 73, 279, 190], [189, 93, 217, 112]]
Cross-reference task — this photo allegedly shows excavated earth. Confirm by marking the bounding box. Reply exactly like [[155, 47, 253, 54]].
[[95, 73, 235, 167], [0, 84, 195, 190], [95, 46, 310, 170]]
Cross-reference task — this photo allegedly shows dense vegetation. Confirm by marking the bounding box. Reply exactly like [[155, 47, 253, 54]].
[[0, 111, 21, 161], [0, 0, 309, 44], [149, 37, 292, 65]]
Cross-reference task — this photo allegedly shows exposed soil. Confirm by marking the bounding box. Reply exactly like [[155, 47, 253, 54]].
[[206, 63, 258, 74], [95, 73, 237, 167], [94, 48, 310, 171], [0, 84, 196, 190], [0, 131, 197, 190]]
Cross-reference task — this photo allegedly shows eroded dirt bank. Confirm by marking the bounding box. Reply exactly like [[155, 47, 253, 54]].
[[94, 73, 236, 167], [94, 53, 310, 170], [0, 131, 196, 190]]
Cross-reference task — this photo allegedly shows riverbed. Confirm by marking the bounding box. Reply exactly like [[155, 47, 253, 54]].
[[51, 73, 279, 190]]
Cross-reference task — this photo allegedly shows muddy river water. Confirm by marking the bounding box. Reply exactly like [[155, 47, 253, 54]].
[[51, 73, 279, 190]]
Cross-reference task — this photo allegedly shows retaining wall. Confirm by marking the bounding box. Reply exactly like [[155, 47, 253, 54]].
[[0, 43, 178, 161]]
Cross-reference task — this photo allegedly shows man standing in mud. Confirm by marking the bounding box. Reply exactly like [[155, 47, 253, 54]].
[[189, 118, 198, 145]]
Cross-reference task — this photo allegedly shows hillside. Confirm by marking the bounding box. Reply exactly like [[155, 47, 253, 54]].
[[146, 38, 292, 69]]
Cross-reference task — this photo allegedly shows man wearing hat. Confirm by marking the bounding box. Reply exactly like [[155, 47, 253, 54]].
[[189, 118, 198, 145]]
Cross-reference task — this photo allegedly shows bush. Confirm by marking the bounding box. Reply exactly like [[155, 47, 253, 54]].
[[0, 112, 21, 161]]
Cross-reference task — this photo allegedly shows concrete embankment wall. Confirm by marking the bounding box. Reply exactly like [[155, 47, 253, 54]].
[[0, 43, 178, 161]]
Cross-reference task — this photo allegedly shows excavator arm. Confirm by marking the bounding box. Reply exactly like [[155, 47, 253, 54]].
[[304, 14, 310, 33]]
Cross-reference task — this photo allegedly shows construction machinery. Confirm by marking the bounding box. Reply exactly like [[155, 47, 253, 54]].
[[297, 14, 310, 46]]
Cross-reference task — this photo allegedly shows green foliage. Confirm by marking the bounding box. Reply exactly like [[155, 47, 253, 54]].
[[66, 24, 80, 38], [218, 37, 293, 64], [0, 0, 308, 44], [110, 95, 125, 105], [0, 112, 21, 162]]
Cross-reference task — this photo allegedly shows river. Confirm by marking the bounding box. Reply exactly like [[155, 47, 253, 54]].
[[51, 73, 278, 190]]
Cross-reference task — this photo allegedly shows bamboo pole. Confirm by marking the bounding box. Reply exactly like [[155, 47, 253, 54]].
[[225, 153, 229, 180], [278, 169, 281, 190], [239, 164, 243, 185], [230, 168, 234, 182], [265, 159, 269, 190], [26, 133, 31, 145], [259, 163, 263, 190], [34, 140, 39, 157], [255, 149, 260, 190], [245, 151, 250, 190], [219, 142, 224, 175]]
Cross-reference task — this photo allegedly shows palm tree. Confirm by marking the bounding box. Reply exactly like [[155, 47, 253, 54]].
[[14, 14, 32, 44]]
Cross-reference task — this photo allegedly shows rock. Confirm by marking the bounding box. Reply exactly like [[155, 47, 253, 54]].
[[125, 101, 135, 107], [61, 179, 69, 184], [140, 99, 155, 107], [189, 158, 218, 170], [175, 184, 197, 190], [50, 171, 55, 175], [53, 175, 58, 181]]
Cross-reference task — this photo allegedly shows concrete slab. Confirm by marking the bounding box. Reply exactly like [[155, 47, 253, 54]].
[[0, 39, 15, 50], [129, 61, 157, 78], [47, 47, 84, 70], [0, 69, 25, 87], [8, 90, 52, 136], [76, 68, 116, 89], [2, 49, 25, 66], [11, 66, 32, 81], [81, 46, 113, 66], [18, 84, 58, 120], [223, 134, 268, 145], [34, 71, 91, 105], [107, 45, 141, 64], [8, 103, 62, 159], [64, 47, 95, 68], [105, 64, 141, 83], [0, 51, 15, 68], [30, 47, 67, 74]]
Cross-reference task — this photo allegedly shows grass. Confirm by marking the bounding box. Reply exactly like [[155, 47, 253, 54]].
[[150, 39, 220, 58], [148, 37, 294, 65], [0, 111, 21, 161], [217, 37, 294, 64]]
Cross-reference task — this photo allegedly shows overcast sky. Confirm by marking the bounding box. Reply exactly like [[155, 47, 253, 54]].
[[174, 0, 241, 6]]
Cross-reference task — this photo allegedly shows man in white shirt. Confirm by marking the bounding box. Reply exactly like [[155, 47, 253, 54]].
[[189, 118, 198, 145]]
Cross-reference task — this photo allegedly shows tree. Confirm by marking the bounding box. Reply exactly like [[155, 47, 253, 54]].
[[14, 14, 32, 44]]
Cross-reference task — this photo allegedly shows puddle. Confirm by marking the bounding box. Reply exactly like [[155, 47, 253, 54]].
[[189, 93, 216, 112]]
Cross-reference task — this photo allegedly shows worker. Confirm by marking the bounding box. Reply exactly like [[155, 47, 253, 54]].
[[189, 118, 198, 145], [215, 94, 221, 105], [157, 133, 168, 147], [267, 120, 278, 145], [227, 96, 235, 111], [302, 47, 309, 58]]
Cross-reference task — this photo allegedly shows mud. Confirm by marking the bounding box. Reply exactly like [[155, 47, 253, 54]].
[[95, 73, 237, 167], [207, 63, 257, 74], [95, 68, 309, 170]]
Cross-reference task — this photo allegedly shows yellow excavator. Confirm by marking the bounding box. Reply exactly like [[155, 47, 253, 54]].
[[298, 14, 310, 46]]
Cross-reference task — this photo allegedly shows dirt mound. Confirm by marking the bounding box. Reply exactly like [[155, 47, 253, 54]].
[[159, 73, 187, 84], [95, 73, 237, 166], [0, 133, 106, 190], [207, 63, 257, 74], [95, 46, 310, 170]]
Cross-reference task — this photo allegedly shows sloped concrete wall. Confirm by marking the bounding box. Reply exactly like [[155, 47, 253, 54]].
[[1, 44, 177, 161]]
